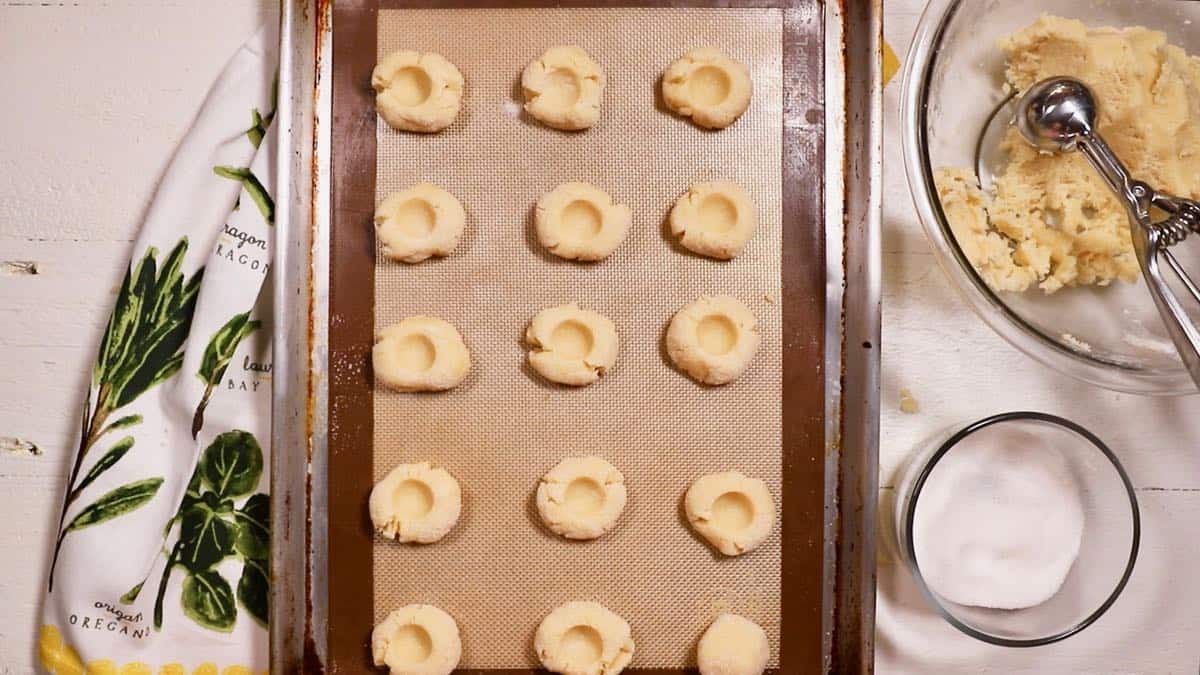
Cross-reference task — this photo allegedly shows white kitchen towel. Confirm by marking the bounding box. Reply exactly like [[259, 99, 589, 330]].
[[40, 22, 277, 674]]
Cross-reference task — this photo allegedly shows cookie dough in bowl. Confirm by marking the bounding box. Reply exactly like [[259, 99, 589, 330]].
[[697, 614, 770, 675], [669, 182, 757, 260], [369, 462, 462, 544], [374, 317, 470, 392], [535, 601, 635, 675], [536, 456, 627, 540], [685, 471, 775, 556], [536, 182, 631, 261], [662, 47, 752, 130], [372, 51, 464, 133], [371, 604, 461, 675], [526, 304, 618, 386], [666, 296, 760, 385], [522, 46, 606, 130], [375, 183, 466, 263]]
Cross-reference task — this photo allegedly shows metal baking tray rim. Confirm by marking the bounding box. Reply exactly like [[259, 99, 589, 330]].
[[271, 1, 881, 671]]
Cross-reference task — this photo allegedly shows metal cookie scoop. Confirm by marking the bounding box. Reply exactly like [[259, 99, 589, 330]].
[[1016, 77, 1200, 389]]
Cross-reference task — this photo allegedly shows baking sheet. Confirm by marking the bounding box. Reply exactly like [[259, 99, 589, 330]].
[[295, 0, 883, 672], [371, 7, 782, 669]]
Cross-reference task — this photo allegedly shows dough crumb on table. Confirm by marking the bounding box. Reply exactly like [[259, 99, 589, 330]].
[[373, 50, 464, 133], [936, 15, 1200, 294]]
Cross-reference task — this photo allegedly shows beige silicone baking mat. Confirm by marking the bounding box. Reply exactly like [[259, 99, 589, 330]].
[[373, 7, 783, 668]]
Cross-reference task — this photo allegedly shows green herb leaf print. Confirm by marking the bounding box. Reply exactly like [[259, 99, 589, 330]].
[[198, 430, 263, 500], [49, 238, 202, 591], [214, 166, 274, 225], [246, 79, 277, 148], [199, 313, 261, 385], [237, 557, 269, 627], [119, 581, 144, 605], [149, 429, 269, 632], [192, 314, 260, 438], [178, 495, 236, 573], [181, 570, 236, 632], [100, 414, 143, 435], [71, 436, 134, 496], [63, 478, 164, 533], [233, 493, 269, 561]]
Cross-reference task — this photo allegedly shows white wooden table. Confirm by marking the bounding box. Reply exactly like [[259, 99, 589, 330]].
[[0, 3, 273, 671], [0, 2, 1195, 673], [877, 3, 1200, 673]]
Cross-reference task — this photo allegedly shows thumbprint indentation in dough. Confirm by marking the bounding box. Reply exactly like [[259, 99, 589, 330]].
[[392, 479, 435, 519], [394, 334, 437, 372], [560, 625, 604, 666], [564, 478, 606, 515], [561, 200, 603, 239], [387, 623, 433, 663], [391, 67, 434, 106], [689, 65, 732, 106], [697, 194, 738, 233], [543, 68, 582, 107], [550, 320, 595, 360], [393, 199, 437, 238], [696, 315, 738, 356], [712, 491, 755, 530]]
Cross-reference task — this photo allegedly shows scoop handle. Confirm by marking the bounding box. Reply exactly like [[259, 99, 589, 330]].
[[1073, 128, 1200, 390], [1075, 133, 1147, 223], [1131, 224, 1200, 388]]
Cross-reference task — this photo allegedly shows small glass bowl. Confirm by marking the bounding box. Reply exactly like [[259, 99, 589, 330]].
[[900, 0, 1200, 395], [893, 412, 1140, 646]]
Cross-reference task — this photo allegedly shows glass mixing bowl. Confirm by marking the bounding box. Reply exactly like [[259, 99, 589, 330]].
[[893, 412, 1140, 646], [900, 0, 1200, 395]]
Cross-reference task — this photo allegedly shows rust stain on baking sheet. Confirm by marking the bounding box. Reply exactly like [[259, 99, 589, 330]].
[[303, 0, 335, 672]]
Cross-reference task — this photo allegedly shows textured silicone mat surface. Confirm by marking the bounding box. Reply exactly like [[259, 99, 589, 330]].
[[373, 7, 783, 667]]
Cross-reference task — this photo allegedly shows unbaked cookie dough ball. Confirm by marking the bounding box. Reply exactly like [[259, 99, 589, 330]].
[[536, 456, 627, 540], [669, 182, 757, 260], [535, 601, 635, 675], [370, 462, 462, 544], [697, 614, 770, 675], [522, 46, 606, 130], [666, 296, 760, 385], [526, 304, 618, 386], [371, 604, 462, 675], [376, 183, 466, 263], [685, 472, 775, 556], [374, 317, 470, 392], [536, 182, 631, 261], [372, 51, 464, 133], [662, 47, 752, 130]]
